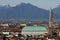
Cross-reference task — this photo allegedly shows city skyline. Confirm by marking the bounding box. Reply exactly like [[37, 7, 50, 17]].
[[0, 0, 60, 10]]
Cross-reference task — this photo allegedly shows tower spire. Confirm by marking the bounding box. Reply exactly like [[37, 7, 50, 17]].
[[48, 9, 53, 36], [49, 8, 53, 27]]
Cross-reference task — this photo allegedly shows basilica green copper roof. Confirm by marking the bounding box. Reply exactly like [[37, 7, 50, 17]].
[[22, 26, 47, 32]]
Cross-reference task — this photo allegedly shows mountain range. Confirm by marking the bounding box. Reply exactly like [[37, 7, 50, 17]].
[[0, 3, 60, 21]]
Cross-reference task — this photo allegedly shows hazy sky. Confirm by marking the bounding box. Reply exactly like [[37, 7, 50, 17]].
[[0, 0, 60, 10]]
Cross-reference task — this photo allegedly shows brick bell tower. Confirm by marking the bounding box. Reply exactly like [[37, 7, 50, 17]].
[[48, 9, 53, 36]]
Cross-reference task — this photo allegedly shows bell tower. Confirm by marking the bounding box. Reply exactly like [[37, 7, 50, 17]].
[[48, 9, 53, 36]]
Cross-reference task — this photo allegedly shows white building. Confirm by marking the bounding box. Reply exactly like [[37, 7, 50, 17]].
[[22, 26, 48, 35]]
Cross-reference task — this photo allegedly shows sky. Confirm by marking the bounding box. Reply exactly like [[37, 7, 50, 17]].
[[0, 0, 60, 10]]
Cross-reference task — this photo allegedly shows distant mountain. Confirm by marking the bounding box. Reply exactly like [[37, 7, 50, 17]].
[[0, 3, 60, 21], [0, 3, 49, 20], [53, 5, 60, 19]]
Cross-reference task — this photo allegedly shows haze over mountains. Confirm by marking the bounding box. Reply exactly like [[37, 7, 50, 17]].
[[0, 3, 60, 20]]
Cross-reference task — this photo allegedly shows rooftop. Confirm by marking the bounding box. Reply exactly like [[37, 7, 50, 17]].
[[22, 26, 47, 32]]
